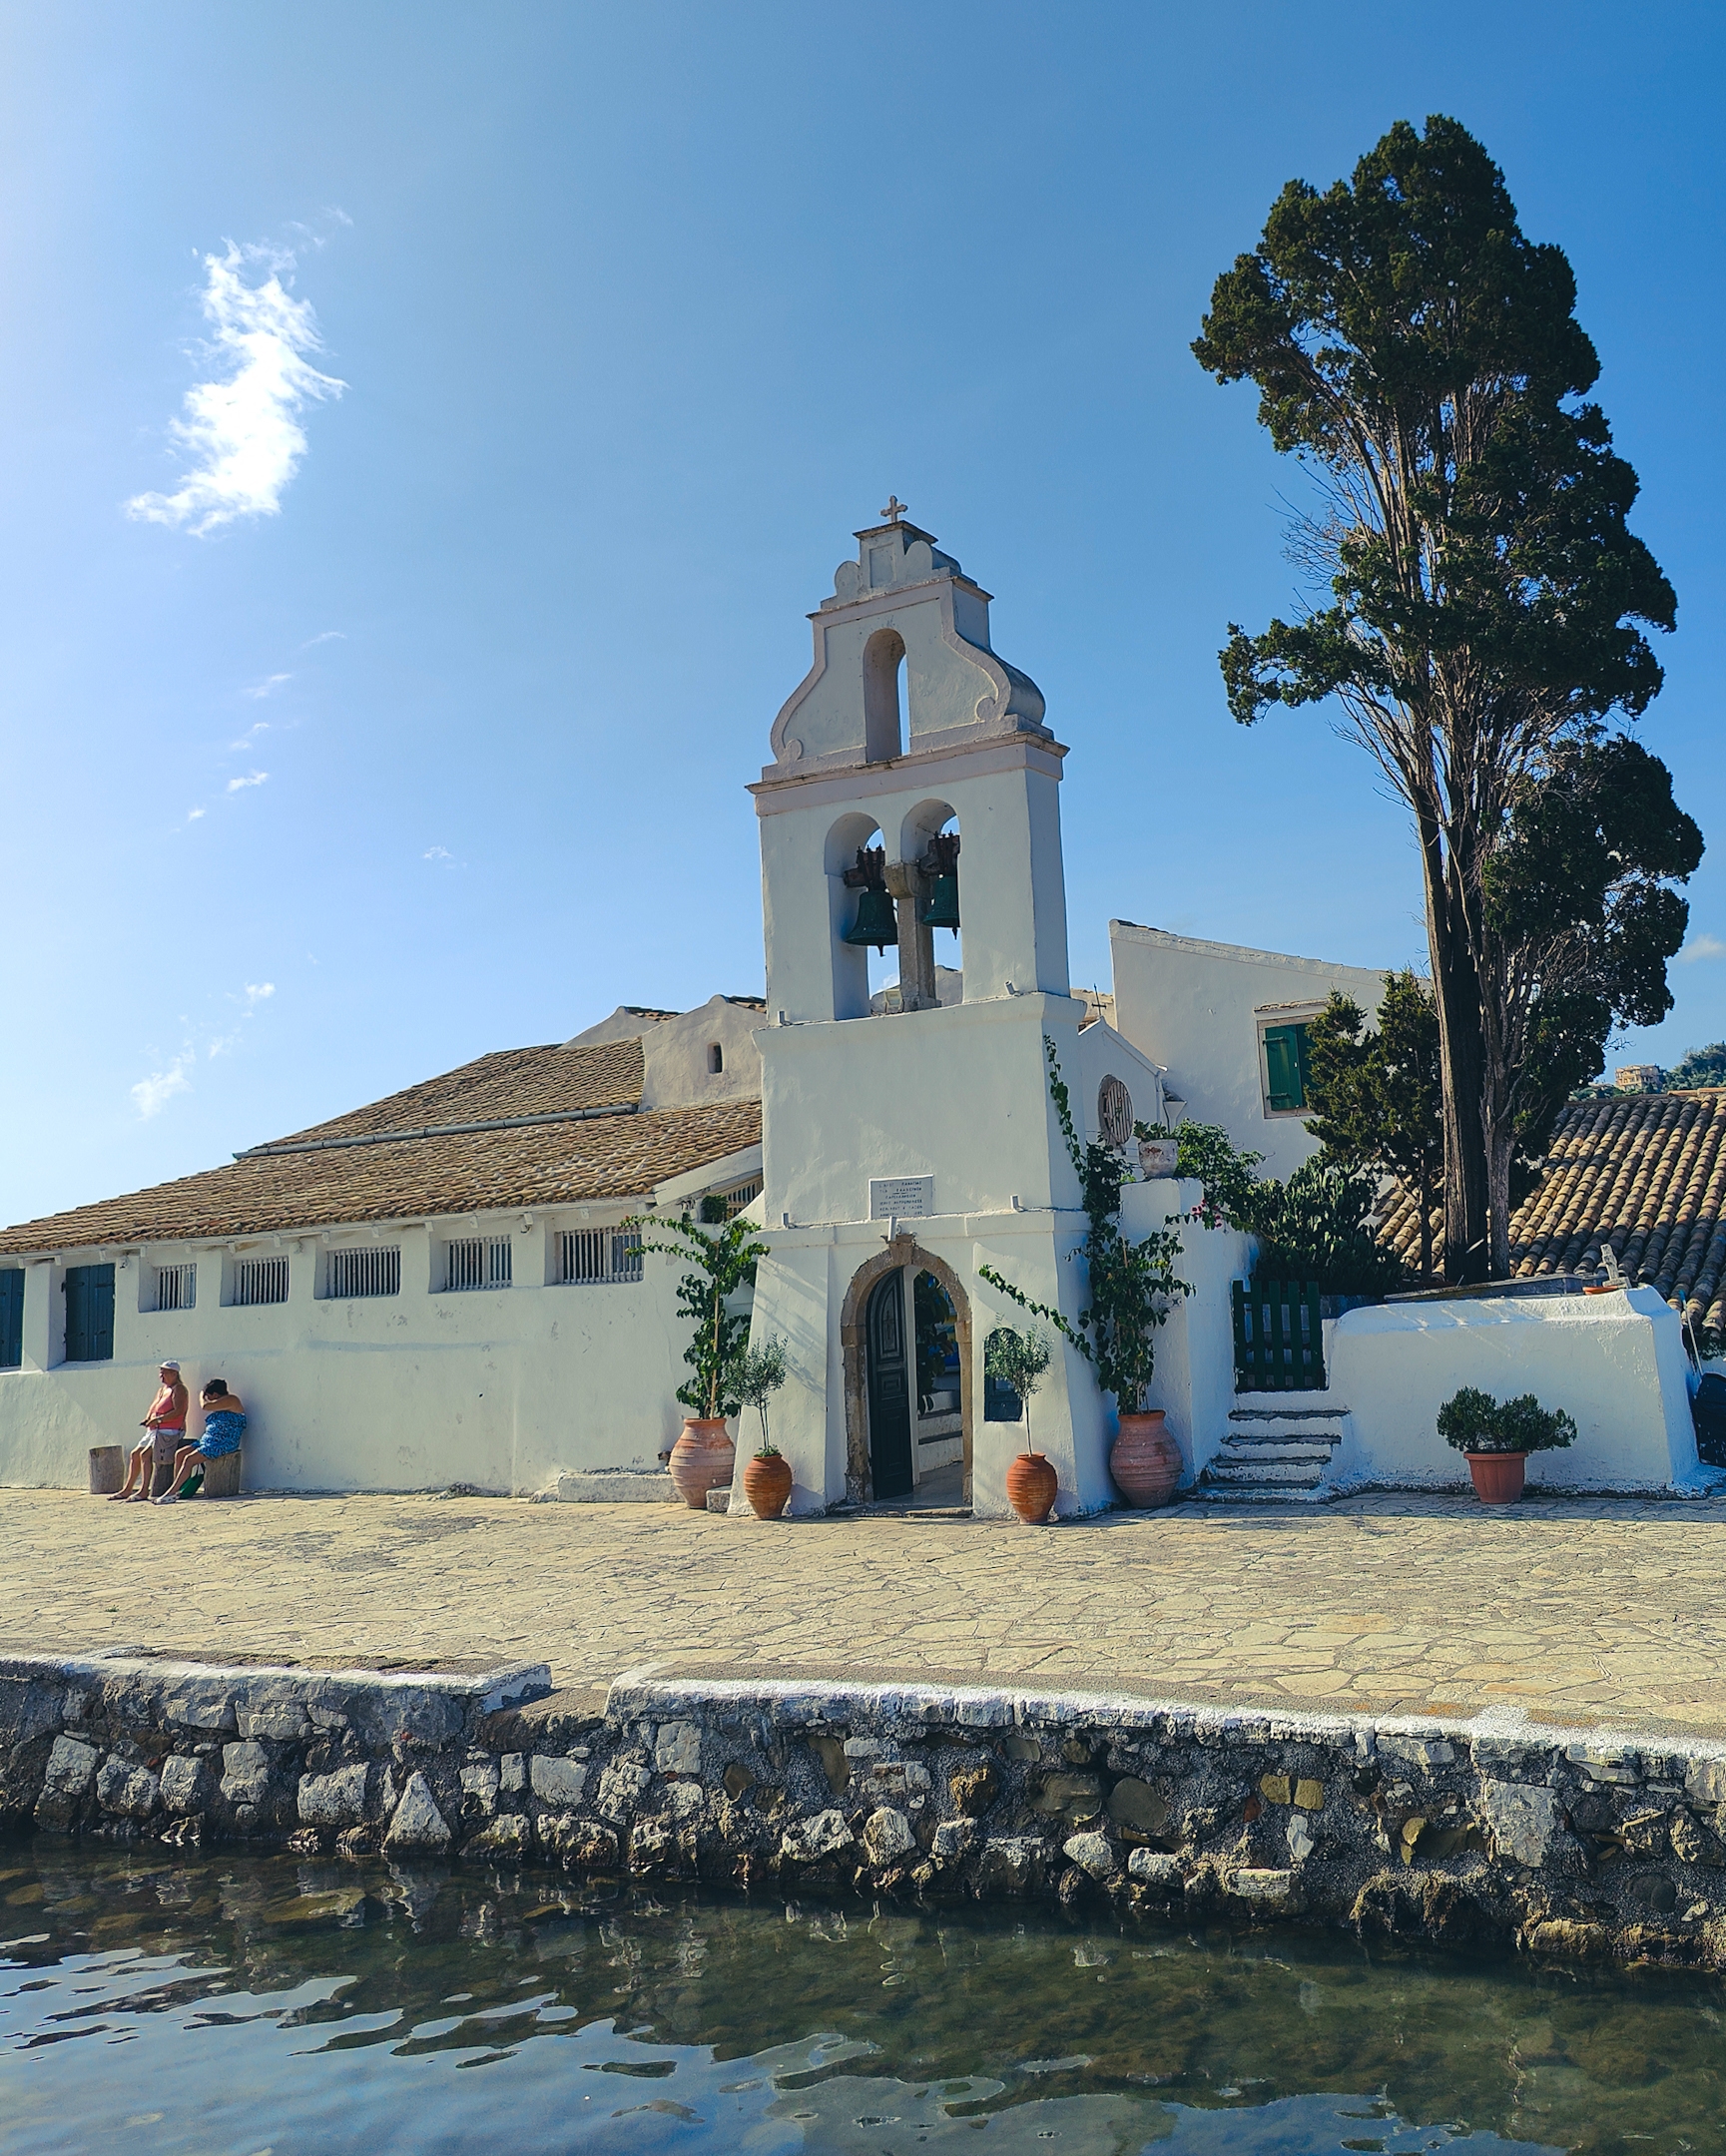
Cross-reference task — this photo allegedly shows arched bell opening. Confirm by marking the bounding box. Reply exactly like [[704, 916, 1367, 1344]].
[[896, 798, 961, 1009], [840, 1237, 973, 1507], [825, 809, 890, 1020], [863, 628, 906, 764]]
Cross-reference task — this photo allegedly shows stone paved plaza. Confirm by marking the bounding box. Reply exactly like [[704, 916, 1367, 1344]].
[[7, 1486, 1726, 1738]]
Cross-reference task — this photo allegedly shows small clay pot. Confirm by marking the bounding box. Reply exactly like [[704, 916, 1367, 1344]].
[[669, 1417, 736, 1510], [1111, 1409, 1182, 1509], [1465, 1450, 1527, 1504], [1006, 1449, 1059, 1525], [743, 1451, 794, 1520]]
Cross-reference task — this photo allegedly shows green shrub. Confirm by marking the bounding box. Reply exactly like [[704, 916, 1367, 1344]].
[[1438, 1385, 1576, 1455]]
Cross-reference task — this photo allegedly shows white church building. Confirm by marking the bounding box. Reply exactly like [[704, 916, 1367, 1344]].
[[0, 511, 1703, 1509]]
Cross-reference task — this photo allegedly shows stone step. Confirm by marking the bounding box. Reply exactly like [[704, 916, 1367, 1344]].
[[1206, 1457, 1327, 1487], [1228, 1404, 1348, 1421], [1215, 1440, 1336, 1466]]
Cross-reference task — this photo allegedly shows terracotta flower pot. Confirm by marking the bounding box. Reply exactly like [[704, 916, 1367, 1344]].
[[669, 1417, 735, 1510], [743, 1450, 794, 1520], [1111, 1410, 1182, 1509], [1006, 1449, 1059, 1525], [1465, 1450, 1527, 1504]]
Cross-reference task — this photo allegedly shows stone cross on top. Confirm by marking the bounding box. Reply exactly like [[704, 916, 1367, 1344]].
[[879, 495, 907, 523]]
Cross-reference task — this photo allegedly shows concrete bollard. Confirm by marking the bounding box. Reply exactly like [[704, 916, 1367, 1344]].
[[201, 1451, 244, 1498], [88, 1445, 124, 1496]]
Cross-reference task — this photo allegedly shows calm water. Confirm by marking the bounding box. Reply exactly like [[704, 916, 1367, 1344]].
[[3, 1842, 1724, 2154]]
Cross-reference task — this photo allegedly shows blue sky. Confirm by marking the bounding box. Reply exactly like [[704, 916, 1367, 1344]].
[[2, 1, 1721, 1228]]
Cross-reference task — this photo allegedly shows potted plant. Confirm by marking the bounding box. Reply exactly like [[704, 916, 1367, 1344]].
[[1136, 1122, 1180, 1179], [736, 1339, 792, 1519], [1438, 1384, 1577, 1504], [982, 1041, 1193, 1509], [627, 1197, 769, 1510], [984, 1326, 1057, 1523]]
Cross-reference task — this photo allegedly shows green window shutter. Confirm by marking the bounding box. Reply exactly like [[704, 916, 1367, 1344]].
[[64, 1264, 115, 1362], [1263, 1024, 1312, 1112], [0, 1270, 22, 1369]]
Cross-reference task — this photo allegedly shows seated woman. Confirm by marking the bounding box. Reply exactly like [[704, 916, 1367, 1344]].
[[156, 1379, 247, 1503]]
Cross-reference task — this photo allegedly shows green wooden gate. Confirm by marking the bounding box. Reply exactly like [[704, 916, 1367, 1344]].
[[0, 1269, 22, 1370], [64, 1264, 115, 1363], [1232, 1279, 1325, 1392]]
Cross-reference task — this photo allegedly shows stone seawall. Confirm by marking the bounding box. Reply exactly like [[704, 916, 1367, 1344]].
[[6, 1650, 1726, 1973]]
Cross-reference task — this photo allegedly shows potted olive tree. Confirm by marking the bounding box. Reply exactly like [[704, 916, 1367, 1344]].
[[1438, 1385, 1576, 1504], [628, 1198, 769, 1510], [736, 1339, 792, 1519], [983, 1326, 1057, 1523]]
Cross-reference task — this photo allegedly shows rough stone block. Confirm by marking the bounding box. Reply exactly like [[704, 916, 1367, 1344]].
[[1259, 1773, 1292, 1806], [42, 1736, 98, 1798], [1380, 1736, 1455, 1769], [298, 1764, 369, 1827], [0, 1678, 61, 1749], [1566, 1743, 1640, 1785], [862, 1807, 915, 1867], [781, 1808, 854, 1863], [1030, 1773, 1102, 1822], [597, 1761, 651, 1818], [97, 1758, 160, 1818], [948, 1764, 998, 1816], [1062, 1830, 1116, 1880], [529, 1755, 589, 1808], [808, 1736, 849, 1793], [1478, 1780, 1560, 1868], [1223, 1866, 1298, 1906], [466, 1812, 528, 1857], [654, 1722, 702, 1777], [500, 1752, 526, 1794], [1286, 1814, 1316, 1865], [1294, 1778, 1326, 1811], [1128, 1848, 1183, 1888], [160, 1756, 208, 1816], [221, 1741, 271, 1809], [931, 1818, 976, 1863], [1106, 1777, 1169, 1833], [977, 1837, 1045, 1893], [1685, 1759, 1726, 1808], [384, 1771, 451, 1850], [236, 1687, 313, 1743], [460, 1762, 500, 1812], [161, 1687, 238, 1735]]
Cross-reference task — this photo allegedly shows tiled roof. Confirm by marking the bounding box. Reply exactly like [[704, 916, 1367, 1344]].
[[0, 1038, 761, 1255], [1380, 1089, 1726, 1346]]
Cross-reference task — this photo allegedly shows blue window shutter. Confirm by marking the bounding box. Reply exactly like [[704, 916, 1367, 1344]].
[[64, 1265, 115, 1362], [1264, 1024, 1313, 1114], [0, 1270, 21, 1369]]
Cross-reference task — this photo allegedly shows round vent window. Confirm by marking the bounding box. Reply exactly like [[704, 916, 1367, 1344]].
[[1097, 1075, 1134, 1150]]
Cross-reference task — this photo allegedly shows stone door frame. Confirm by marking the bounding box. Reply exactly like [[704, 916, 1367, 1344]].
[[841, 1235, 972, 1504]]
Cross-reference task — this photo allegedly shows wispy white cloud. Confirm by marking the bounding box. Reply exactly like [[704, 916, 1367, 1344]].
[[131, 1053, 194, 1119], [209, 981, 276, 1059], [300, 629, 345, 649], [423, 844, 453, 861], [187, 807, 206, 821], [229, 722, 270, 749], [244, 672, 291, 700], [126, 242, 345, 535], [1678, 933, 1726, 964], [227, 770, 270, 793]]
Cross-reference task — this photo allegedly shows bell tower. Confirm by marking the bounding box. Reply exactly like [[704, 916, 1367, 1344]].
[[752, 502, 1070, 1020]]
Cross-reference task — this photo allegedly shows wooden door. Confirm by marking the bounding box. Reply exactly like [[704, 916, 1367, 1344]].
[[865, 1268, 913, 1499]]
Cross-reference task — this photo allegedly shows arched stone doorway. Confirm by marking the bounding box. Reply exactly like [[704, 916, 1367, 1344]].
[[840, 1236, 973, 1505]]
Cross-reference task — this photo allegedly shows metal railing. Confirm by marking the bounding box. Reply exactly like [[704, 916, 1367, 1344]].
[[154, 1263, 196, 1313], [234, 1256, 289, 1307], [326, 1247, 401, 1301], [556, 1229, 643, 1286], [445, 1236, 513, 1293]]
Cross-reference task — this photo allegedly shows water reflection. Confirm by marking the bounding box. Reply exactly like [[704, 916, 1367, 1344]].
[[2, 1840, 1722, 2152]]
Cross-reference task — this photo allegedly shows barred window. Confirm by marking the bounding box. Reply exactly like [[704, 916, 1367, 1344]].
[[714, 1178, 763, 1218], [556, 1229, 643, 1285], [234, 1256, 288, 1307], [445, 1236, 512, 1293], [154, 1263, 197, 1313], [326, 1247, 400, 1300]]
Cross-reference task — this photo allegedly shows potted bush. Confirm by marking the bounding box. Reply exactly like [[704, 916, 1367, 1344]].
[[984, 1327, 1058, 1523], [1438, 1384, 1576, 1504], [982, 1042, 1192, 1509], [628, 1198, 769, 1510], [736, 1339, 792, 1519]]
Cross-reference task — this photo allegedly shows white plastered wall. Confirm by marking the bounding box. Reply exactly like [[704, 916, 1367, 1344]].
[[1327, 1287, 1702, 1491], [1108, 922, 1393, 1180]]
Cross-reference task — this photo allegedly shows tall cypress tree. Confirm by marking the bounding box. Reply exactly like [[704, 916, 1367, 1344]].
[[1195, 116, 1680, 1281]]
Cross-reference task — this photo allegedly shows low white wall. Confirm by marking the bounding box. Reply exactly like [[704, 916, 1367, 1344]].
[[1330, 1286, 1702, 1492], [0, 1228, 705, 1495]]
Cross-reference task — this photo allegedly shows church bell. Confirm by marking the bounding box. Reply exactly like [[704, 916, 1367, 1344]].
[[919, 874, 960, 932], [843, 887, 899, 951]]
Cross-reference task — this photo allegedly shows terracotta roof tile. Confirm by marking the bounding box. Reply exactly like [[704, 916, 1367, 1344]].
[[0, 1038, 760, 1255], [1381, 1090, 1726, 1347]]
